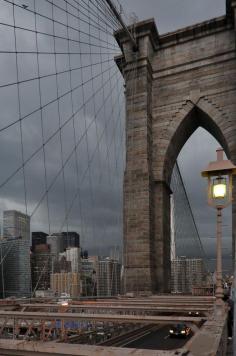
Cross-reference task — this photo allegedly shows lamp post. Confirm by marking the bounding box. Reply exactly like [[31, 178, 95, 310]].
[[202, 148, 236, 306]]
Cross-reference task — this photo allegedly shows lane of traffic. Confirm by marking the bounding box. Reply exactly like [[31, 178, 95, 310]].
[[126, 325, 192, 350]]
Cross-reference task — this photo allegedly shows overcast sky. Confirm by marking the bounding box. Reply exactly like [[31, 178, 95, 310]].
[[0, 0, 232, 272], [0, 0, 125, 258], [119, 0, 225, 33]]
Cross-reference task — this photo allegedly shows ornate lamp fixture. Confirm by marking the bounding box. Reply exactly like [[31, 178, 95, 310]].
[[202, 148, 236, 304]]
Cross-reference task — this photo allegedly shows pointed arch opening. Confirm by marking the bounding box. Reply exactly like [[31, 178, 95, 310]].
[[164, 105, 230, 186], [168, 106, 233, 293]]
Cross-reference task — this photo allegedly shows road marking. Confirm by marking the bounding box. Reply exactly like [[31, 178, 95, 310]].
[[164, 335, 169, 340]]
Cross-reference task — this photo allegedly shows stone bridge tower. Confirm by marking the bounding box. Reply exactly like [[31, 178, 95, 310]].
[[115, 0, 236, 294]]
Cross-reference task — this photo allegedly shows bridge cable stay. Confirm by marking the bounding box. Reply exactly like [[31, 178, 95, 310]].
[[0, 0, 129, 298], [104, 0, 137, 50], [171, 162, 213, 293], [171, 163, 209, 263]]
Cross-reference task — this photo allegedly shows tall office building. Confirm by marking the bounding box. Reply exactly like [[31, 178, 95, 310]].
[[3, 210, 30, 241], [50, 250, 81, 298], [61, 232, 80, 249], [47, 234, 64, 256], [31, 232, 48, 252], [50, 272, 80, 298], [31, 244, 51, 293], [47, 232, 80, 256], [186, 258, 205, 290], [171, 256, 187, 293], [0, 237, 31, 297], [66, 247, 81, 273], [53, 255, 71, 273], [81, 256, 98, 296], [97, 257, 121, 297], [171, 256, 205, 294]]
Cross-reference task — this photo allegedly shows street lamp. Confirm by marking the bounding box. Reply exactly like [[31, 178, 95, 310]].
[[201, 148, 236, 305]]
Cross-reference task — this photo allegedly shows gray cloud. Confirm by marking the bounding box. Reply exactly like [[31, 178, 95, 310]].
[[120, 0, 225, 34], [0, 0, 124, 258], [0, 0, 232, 272]]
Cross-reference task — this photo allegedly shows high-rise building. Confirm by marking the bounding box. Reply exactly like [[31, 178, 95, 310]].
[[171, 256, 205, 294], [97, 257, 121, 297], [31, 232, 48, 252], [61, 232, 80, 249], [81, 256, 98, 296], [47, 235, 64, 256], [0, 237, 31, 297], [186, 258, 205, 290], [53, 255, 71, 273], [3, 210, 30, 241], [171, 256, 187, 293], [50, 249, 81, 298], [31, 244, 51, 293], [50, 272, 80, 298], [66, 247, 81, 273], [47, 232, 80, 256]]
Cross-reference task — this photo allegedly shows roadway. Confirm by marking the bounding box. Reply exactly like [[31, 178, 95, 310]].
[[126, 326, 191, 350]]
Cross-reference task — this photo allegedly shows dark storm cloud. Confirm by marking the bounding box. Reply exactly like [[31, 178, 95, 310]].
[[0, 0, 125, 256], [0, 0, 232, 269]]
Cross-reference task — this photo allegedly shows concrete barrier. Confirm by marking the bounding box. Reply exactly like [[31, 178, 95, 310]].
[[184, 305, 228, 356]]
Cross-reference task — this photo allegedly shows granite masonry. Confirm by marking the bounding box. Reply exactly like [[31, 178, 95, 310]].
[[115, 0, 236, 293]]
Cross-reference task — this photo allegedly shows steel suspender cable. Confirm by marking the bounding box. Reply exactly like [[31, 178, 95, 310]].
[[104, 0, 137, 50], [171, 162, 210, 273], [0, 0, 127, 298]]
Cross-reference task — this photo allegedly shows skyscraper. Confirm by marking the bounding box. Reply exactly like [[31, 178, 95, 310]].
[[47, 232, 80, 256], [81, 256, 98, 296], [97, 257, 121, 297], [3, 210, 30, 241], [66, 247, 81, 273], [61, 231, 80, 249], [31, 232, 48, 252], [50, 249, 81, 298], [171, 256, 205, 294], [0, 237, 31, 297], [31, 243, 51, 293]]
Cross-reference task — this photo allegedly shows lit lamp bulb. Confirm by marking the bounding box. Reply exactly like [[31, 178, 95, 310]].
[[212, 178, 227, 199]]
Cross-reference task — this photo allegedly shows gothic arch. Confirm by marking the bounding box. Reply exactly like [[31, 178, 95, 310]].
[[162, 98, 231, 186]]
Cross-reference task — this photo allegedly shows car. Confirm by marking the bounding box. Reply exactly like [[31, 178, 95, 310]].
[[57, 292, 72, 306], [188, 311, 199, 316], [169, 324, 192, 338]]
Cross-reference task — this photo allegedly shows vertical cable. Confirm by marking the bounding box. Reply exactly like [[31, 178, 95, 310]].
[[65, 0, 82, 239], [87, 0, 103, 260], [12, 0, 30, 297], [51, 0, 69, 239], [12, 1, 28, 215], [33, 0, 51, 236], [77, 0, 96, 265], [0, 226, 5, 298]]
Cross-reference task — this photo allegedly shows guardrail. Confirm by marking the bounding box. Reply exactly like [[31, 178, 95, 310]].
[[184, 305, 228, 356]]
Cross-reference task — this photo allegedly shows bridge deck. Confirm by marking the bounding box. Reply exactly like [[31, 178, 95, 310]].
[[20, 303, 213, 313], [0, 310, 206, 325]]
